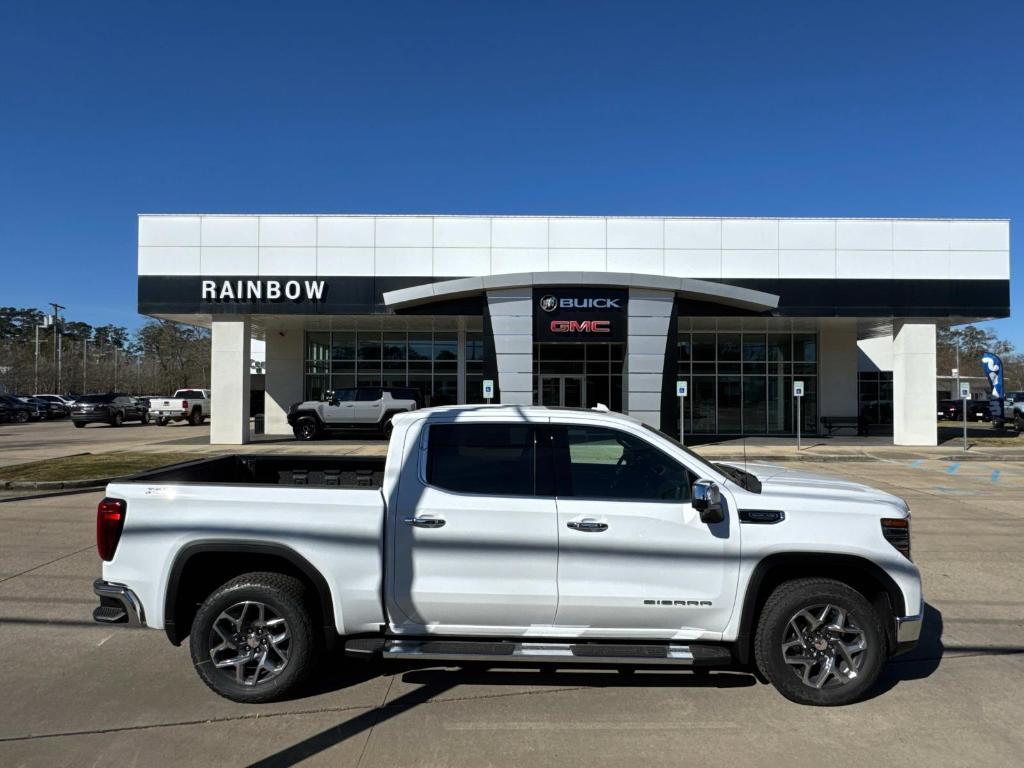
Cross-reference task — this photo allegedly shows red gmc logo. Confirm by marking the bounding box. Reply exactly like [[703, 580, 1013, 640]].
[[550, 319, 611, 333]]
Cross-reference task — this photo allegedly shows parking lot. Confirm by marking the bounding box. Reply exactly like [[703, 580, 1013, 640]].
[[0, 456, 1021, 767]]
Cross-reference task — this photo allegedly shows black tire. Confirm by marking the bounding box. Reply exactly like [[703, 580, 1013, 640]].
[[73, 421, 85, 428], [190, 572, 319, 703], [754, 578, 885, 706], [188, 408, 203, 426], [293, 417, 320, 441], [15, 411, 29, 423], [382, 418, 394, 439], [141, 412, 150, 425], [157, 417, 169, 426], [110, 411, 123, 428]]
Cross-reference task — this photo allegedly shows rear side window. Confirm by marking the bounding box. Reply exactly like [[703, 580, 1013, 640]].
[[175, 390, 205, 399], [355, 388, 382, 402], [426, 423, 541, 496]]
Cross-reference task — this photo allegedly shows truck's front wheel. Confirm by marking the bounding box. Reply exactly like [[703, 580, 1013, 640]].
[[754, 578, 885, 706], [190, 572, 318, 703], [293, 417, 320, 441]]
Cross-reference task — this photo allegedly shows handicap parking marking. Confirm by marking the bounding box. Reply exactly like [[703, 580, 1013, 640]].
[[945, 463, 961, 475], [910, 459, 924, 468], [991, 469, 1001, 483]]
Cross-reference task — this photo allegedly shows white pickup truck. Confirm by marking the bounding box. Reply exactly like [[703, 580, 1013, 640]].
[[92, 405, 922, 706], [149, 388, 211, 426]]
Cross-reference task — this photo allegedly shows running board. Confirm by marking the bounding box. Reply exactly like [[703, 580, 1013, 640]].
[[346, 638, 731, 667]]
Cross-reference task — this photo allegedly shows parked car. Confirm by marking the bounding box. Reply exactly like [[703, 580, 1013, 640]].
[[150, 389, 210, 426], [936, 399, 960, 421], [34, 394, 74, 417], [71, 393, 150, 428], [287, 386, 421, 439], [93, 404, 922, 707], [17, 396, 49, 420], [964, 398, 994, 422], [0, 395, 35, 423]]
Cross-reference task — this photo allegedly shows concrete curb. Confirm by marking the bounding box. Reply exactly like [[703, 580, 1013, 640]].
[[0, 476, 119, 491]]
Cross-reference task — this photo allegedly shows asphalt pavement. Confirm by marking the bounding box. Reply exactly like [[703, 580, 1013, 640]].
[[1, 459, 1022, 767]]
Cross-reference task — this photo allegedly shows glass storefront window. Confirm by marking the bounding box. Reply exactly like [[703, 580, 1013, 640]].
[[678, 328, 817, 434], [306, 329, 470, 407]]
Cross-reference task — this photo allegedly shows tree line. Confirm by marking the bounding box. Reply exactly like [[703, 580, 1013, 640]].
[[0, 307, 211, 396], [937, 325, 1023, 392]]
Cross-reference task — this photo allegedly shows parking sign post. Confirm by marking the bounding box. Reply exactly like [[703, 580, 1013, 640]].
[[960, 381, 971, 452], [676, 380, 688, 447], [793, 381, 805, 451], [483, 379, 494, 405]]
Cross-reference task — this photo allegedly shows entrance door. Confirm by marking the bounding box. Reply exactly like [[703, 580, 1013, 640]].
[[540, 375, 584, 407]]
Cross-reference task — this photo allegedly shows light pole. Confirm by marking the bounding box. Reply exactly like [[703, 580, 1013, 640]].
[[83, 337, 88, 393], [49, 303, 64, 393]]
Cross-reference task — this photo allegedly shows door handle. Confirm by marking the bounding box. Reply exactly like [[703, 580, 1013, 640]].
[[567, 519, 608, 532], [403, 516, 446, 529]]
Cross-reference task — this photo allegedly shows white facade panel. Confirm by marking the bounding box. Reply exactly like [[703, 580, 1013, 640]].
[[948, 220, 1008, 251], [138, 246, 201, 275], [836, 250, 893, 279], [201, 216, 259, 247], [316, 216, 376, 247], [491, 217, 548, 248], [375, 247, 432, 275], [549, 248, 605, 271], [259, 216, 316, 247], [722, 250, 778, 278], [664, 249, 721, 279], [607, 248, 663, 275], [259, 246, 317, 276], [139, 215, 201, 247], [893, 220, 950, 251], [374, 217, 433, 248], [433, 247, 491, 277], [722, 219, 778, 250], [607, 218, 663, 249], [433, 217, 490, 247], [664, 219, 721, 249], [317, 247, 375, 276], [779, 219, 835, 250], [893, 250, 949, 279], [950, 250, 1010, 279], [548, 218, 606, 248], [201, 246, 259, 275], [779, 249, 836, 279], [491, 247, 548, 273], [836, 220, 893, 251]]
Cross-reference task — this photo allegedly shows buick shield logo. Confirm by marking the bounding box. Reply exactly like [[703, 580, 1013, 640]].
[[539, 295, 558, 312]]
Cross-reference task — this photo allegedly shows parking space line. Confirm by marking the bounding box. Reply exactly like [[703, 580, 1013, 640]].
[[992, 469, 1001, 483], [946, 463, 961, 475]]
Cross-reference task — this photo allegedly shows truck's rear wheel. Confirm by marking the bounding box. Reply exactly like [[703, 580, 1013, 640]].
[[188, 408, 203, 426], [190, 572, 318, 703], [754, 578, 885, 706]]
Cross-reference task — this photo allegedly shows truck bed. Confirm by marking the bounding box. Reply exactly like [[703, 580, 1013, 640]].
[[127, 454, 386, 488]]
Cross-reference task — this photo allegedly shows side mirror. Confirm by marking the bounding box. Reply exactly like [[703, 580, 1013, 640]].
[[692, 479, 724, 524]]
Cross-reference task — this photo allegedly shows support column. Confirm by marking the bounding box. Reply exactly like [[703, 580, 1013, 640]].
[[210, 317, 251, 445], [456, 318, 467, 404], [626, 288, 674, 430], [818, 319, 859, 434], [264, 326, 303, 436], [893, 321, 937, 446], [485, 288, 533, 406]]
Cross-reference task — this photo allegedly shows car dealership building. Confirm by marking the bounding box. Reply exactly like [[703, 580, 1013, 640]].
[[137, 214, 1010, 446]]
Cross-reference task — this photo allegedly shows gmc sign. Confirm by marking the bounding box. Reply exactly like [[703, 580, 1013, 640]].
[[533, 287, 627, 342]]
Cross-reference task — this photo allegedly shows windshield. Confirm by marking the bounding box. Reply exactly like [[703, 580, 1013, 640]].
[[174, 390, 205, 399], [640, 423, 763, 493]]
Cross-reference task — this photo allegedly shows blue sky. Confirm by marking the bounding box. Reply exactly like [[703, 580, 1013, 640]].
[[1, 1, 1021, 343]]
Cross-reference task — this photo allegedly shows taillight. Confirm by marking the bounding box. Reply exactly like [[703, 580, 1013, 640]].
[[181, 400, 189, 410], [881, 517, 911, 561], [97, 498, 126, 561]]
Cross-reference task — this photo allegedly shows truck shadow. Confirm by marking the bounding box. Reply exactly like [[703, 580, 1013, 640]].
[[868, 601, 943, 699], [251, 662, 755, 768]]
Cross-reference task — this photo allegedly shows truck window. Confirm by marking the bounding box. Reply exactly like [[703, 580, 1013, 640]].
[[557, 425, 692, 502], [355, 388, 382, 402], [426, 423, 539, 496]]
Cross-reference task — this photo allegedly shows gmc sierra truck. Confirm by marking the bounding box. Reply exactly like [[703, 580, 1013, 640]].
[[150, 388, 211, 426], [92, 405, 922, 707]]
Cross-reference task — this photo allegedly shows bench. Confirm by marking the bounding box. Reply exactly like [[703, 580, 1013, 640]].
[[820, 416, 865, 436]]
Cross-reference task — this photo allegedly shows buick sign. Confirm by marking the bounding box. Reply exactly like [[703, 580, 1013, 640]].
[[533, 287, 627, 342]]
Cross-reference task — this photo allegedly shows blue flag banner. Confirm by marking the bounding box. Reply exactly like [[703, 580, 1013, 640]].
[[981, 351, 1004, 399]]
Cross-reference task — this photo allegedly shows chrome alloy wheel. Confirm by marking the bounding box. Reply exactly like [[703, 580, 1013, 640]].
[[781, 604, 867, 690], [209, 601, 290, 686]]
